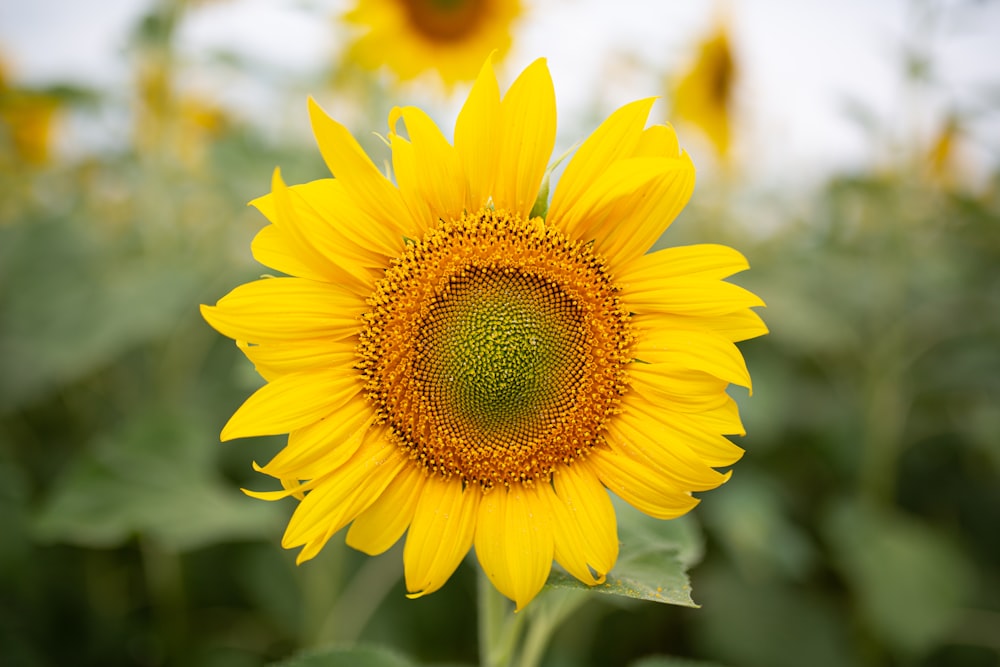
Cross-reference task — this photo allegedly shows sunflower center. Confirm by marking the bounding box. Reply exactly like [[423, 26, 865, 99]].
[[358, 208, 632, 489], [399, 0, 486, 42], [416, 266, 586, 440]]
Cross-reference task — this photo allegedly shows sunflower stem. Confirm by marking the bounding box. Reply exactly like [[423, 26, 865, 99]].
[[517, 588, 588, 667], [477, 567, 522, 667]]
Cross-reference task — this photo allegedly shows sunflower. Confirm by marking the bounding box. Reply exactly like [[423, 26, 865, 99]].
[[671, 22, 736, 160], [341, 0, 522, 86], [201, 57, 766, 610]]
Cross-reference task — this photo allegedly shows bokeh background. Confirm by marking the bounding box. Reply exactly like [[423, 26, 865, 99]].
[[1, 1, 999, 666]]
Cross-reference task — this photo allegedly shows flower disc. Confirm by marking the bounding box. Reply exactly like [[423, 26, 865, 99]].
[[358, 208, 633, 488], [400, 0, 486, 42]]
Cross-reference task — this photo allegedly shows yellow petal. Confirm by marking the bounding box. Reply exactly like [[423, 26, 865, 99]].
[[474, 484, 554, 610], [634, 122, 681, 159], [249, 169, 374, 293], [628, 363, 732, 415], [608, 417, 730, 491], [633, 310, 769, 343], [260, 397, 375, 479], [595, 153, 695, 266], [250, 225, 331, 285], [549, 463, 618, 585], [627, 278, 765, 317], [590, 446, 701, 520], [388, 133, 434, 236], [618, 399, 745, 468], [550, 156, 672, 244], [236, 338, 356, 383], [618, 243, 751, 284], [494, 58, 556, 219], [548, 97, 656, 233], [252, 178, 404, 262], [220, 368, 360, 441], [390, 105, 467, 227], [455, 57, 502, 211], [347, 463, 426, 556], [282, 427, 406, 563], [403, 476, 480, 599], [307, 97, 414, 236], [200, 278, 364, 344], [632, 329, 752, 390]]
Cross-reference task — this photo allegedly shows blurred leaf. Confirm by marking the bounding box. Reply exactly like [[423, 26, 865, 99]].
[[701, 470, 816, 580], [630, 657, 728, 667], [822, 498, 974, 655], [270, 645, 414, 667], [691, 565, 856, 667], [33, 408, 282, 552], [544, 497, 702, 606], [0, 218, 205, 412]]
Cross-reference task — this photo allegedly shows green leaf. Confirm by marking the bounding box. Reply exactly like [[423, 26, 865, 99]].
[[822, 498, 974, 655], [630, 657, 729, 667], [0, 214, 205, 411], [543, 496, 702, 606], [269, 645, 415, 667], [33, 408, 283, 552]]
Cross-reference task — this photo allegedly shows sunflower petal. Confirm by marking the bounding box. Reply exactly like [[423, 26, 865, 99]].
[[282, 428, 406, 563], [260, 399, 375, 479], [455, 57, 502, 211], [633, 329, 752, 389], [220, 369, 360, 441], [390, 105, 467, 227], [307, 97, 413, 235], [619, 398, 746, 468], [404, 476, 481, 599], [628, 278, 765, 316], [608, 418, 730, 491], [347, 462, 427, 555], [548, 97, 656, 234], [596, 152, 696, 265], [494, 58, 556, 219], [549, 463, 618, 585], [474, 485, 554, 610], [200, 278, 364, 344], [252, 178, 404, 261], [590, 446, 701, 520], [236, 338, 356, 383], [633, 310, 769, 343], [618, 243, 751, 283]]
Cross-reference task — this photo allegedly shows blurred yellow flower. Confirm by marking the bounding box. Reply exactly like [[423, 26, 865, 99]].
[[202, 57, 766, 610], [671, 22, 736, 160], [926, 113, 962, 188], [132, 57, 227, 168], [0, 59, 60, 166], [341, 0, 522, 86]]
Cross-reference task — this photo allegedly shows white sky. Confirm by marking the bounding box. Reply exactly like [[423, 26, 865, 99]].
[[1, 0, 998, 183]]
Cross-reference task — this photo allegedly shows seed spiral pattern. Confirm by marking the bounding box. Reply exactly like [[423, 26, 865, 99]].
[[357, 208, 633, 489]]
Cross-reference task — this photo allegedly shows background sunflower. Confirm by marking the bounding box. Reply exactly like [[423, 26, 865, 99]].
[[342, 0, 523, 86]]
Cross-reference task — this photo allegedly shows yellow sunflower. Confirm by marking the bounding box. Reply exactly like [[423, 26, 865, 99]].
[[201, 57, 766, 610], [341, 0, 521, 86], [671, 22, 736, 160]]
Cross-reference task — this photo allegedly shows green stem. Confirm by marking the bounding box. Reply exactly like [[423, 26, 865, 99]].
[[477, 567, 522, 667], [517, 589, 588, 667]]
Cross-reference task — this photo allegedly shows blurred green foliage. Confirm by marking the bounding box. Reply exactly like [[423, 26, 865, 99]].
[[1, 2, 999, 666]]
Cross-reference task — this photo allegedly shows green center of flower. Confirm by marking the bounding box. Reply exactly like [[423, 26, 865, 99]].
[[358, 208, 633, 489], [414, 266, 586, 442]]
